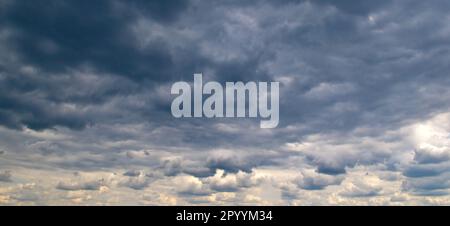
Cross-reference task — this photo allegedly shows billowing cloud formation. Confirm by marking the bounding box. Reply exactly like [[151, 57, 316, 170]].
[[296, 170, 344, 190], [1, 0, 450, 205]]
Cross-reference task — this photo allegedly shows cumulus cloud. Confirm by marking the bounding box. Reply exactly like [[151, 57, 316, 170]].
[[174, 175, 210, 196], [120, 173, 151, 190], [206, 153, 253, 174], [296, 170, 344, 190], [400, 113, 450, 196], [340, 176, 384, 198], [159, 157, 184, 176], [205, 170, 263, 192], [414, 144, 450, 164]]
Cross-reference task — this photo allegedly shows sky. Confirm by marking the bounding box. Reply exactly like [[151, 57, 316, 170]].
[[1, 0, 450, 205]]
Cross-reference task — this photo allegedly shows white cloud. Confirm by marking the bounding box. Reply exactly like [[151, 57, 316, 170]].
[[173, 175, 210, 196], [339, 175, 384, 197]]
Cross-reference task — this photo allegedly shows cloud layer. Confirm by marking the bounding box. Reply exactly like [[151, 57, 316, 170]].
[[1, 0, 450, 205]]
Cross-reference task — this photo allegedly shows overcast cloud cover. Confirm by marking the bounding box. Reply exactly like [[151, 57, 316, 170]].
[[1, 0, 450, 205]]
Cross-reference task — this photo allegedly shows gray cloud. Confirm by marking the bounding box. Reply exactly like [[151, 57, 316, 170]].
[[296, 171, 344, 190], [0, 171, 12, 182], [120, 174, 152, 190], [56, 179, 106, 191], [1, 0, 450, 205]]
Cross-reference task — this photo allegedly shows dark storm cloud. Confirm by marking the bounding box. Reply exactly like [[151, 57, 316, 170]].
[[0, 0, 448, 134], [0, 0, 189, 130], [269, 9, 450, 163], [1, 0, 184, 81], [0, 85, 91, 130], [0, 0, 275, 131]]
